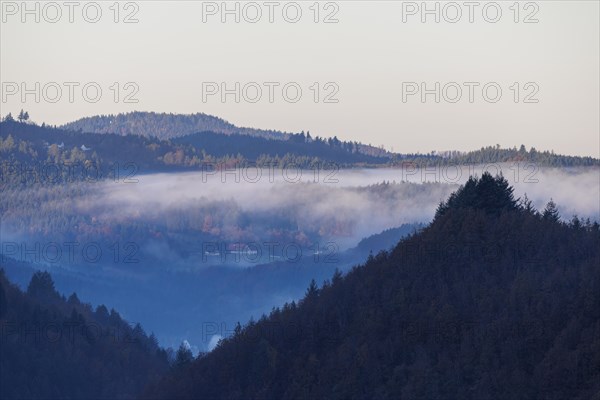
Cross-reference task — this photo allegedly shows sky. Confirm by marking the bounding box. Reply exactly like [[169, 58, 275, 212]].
[[1, 0, 599, 157]]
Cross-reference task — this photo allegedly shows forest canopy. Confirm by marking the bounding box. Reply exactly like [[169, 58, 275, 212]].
[[145, 174, 600, 400]]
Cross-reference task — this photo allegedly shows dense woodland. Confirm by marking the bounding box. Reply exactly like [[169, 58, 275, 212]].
[[1, 118, 597, 190], [0, 119, 387, 188], [0, 269, 170, 399], [146, 174, 600, 400]]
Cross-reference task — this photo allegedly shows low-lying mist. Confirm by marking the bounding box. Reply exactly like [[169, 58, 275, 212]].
[[2, 165, 599, 268], [1, 165, 598, 352]]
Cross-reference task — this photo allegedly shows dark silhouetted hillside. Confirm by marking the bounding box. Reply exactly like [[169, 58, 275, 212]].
[[146, 174, 600, 400], [174, 131, 387, 164], [0, 270, 169, 399], [350, 223, 424, 258]]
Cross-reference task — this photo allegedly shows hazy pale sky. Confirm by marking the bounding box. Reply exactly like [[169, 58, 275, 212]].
[[1, 1, 599, 156]]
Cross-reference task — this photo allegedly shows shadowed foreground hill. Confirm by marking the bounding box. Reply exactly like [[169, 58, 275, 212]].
[[0, 270, 169, 399], [146, 173, 600, 400]]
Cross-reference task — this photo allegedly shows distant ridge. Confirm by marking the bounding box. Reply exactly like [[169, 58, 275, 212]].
[[60, 111, 394, 158], [5, 113, 598, 167], [60, 111, 290, 141]]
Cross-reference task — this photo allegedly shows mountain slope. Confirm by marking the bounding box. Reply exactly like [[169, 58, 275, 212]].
[[0, 269, 169, 399], [146, 174, 600, 400]]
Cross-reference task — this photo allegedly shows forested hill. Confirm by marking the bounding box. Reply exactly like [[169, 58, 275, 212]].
[[2, 120, 597, 182], [0, 120, 389, 186], [146, 174, 600, 400], [0, 269, 169, 399], [173, 131, 386, 164], [60, 111, 394, 158], [422, 145, 599, 167], [61, 111, 394, 158], [60, 112, 599, 165], [61, 111, 289, 141]]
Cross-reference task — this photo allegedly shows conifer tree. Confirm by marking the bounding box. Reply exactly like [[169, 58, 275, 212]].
[[542, 199, 560, 222]]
